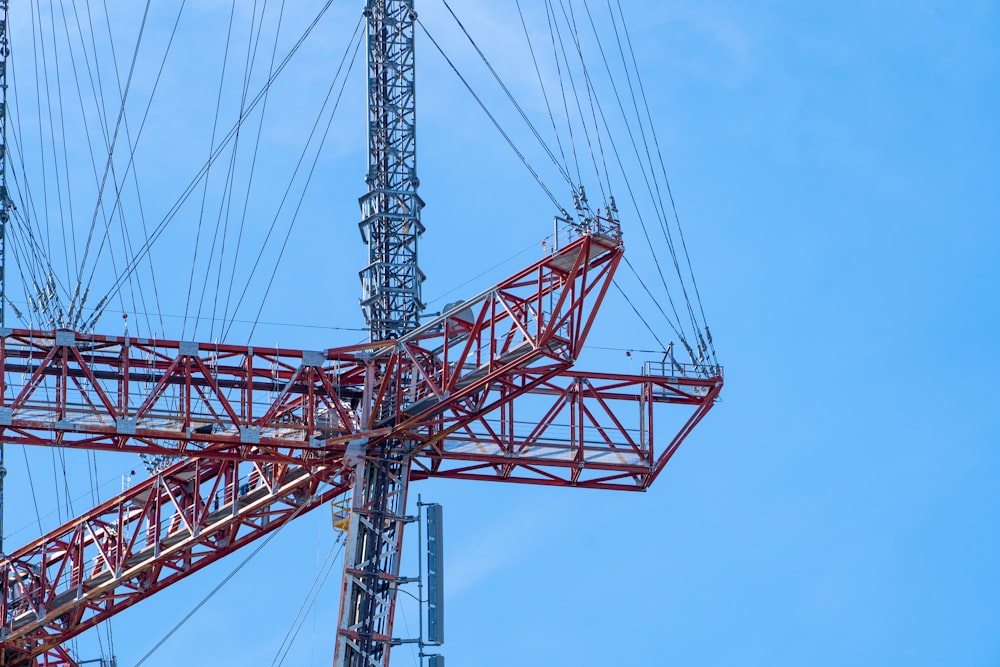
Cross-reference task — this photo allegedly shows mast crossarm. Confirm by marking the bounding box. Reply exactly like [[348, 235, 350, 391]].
[[412, 367, 723, 490], [0, 234, 621, 465], [0, 230, 623, 664], [0, 363, 722, 664], [0, 457, 350, 664]]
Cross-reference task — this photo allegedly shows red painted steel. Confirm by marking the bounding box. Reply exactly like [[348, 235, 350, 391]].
[[0, 366, 721, 664], [0, 225, 724, 664], [22, 646, 77, 667], [0, 233, 620, 465], [0, 456, 350, 665], [413, 367, 723, 490]]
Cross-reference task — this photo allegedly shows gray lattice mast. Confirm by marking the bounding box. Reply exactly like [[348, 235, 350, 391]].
[[358, 0, 424, 342], [335, 1, 422, 666], [0, 0, 10, 557]]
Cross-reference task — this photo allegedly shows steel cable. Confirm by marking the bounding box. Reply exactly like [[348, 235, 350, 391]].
[[418, 18, 568, 214], [75, 0, 151, 299], [590, 0, 702, 342], [514, 0, 572, 188], [555, 0, 611, 206], [94, 0, 339, 321], [186, 0, 241, 340], [439, 0, 578, 194], [271, 532, 347, 667], [238, 18, 365, 342], [575, 0, 702, 344], [611, 0, 716, 361], [133, 494, 316, 667], [81, 0, 186, 334], [219, 0, 288, 339]]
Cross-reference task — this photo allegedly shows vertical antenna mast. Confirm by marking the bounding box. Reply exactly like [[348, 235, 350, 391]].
[[336, 1, 420, 665], [359, 0, 424, 341]]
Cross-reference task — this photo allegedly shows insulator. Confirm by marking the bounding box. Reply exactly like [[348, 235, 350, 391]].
[[705, 325, 713, 345], [91, 296, 108, 319], [9, 300, 22, 319], [683, 339, 697, 365], [84, 296, 108, 332]]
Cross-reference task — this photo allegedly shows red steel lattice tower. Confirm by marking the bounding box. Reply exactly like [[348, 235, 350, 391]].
[[0, 2, 723, 666]]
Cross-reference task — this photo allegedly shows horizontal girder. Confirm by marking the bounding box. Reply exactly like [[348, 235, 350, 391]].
[[413, 367, 722, 490], [0, 361, 721, 662], [0, 233, 621, 465]]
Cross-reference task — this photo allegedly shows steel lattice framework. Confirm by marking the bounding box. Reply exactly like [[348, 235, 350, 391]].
[[0, 227, 723, 665], [0, 233, 620, 463], [339, 3, 424, 664], [2, 457, 351, 664], [359, 0, 423, 342], [0, 1, 724, 665]]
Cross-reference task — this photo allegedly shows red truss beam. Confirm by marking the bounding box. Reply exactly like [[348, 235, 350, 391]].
[[8, 646, 78, 667], [0, 456, 349, 665], [0, 233, 621, 465], [0, 363, 723, 664], [413, 366, 723, 491]]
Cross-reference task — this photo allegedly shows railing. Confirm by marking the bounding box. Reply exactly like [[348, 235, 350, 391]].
[[549, 212, 623, 253], [643, 357, 724, 383]]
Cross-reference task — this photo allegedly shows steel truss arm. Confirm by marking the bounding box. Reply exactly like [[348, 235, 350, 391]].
[[0, 230, 627, 663], [0, 364, 722, 663], [10, 645, 78, 667], [413, 367, 723, 490], [0, 456, 350, 665], [0, 233, 621, 465]]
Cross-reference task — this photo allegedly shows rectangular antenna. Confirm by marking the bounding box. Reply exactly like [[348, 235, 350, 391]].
[[426, 503, 444, 645], [428, 655, 445, 667]]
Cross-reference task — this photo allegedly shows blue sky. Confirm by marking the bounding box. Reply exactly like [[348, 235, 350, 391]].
[[2, 1, 999, 665]]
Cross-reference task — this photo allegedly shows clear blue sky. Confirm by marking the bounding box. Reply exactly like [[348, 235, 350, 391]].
[[3, 1, 998, 665]]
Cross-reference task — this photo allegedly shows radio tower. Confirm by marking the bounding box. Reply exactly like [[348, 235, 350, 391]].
[[336, 1, 423, 664], [0, 2, 723, 665]]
